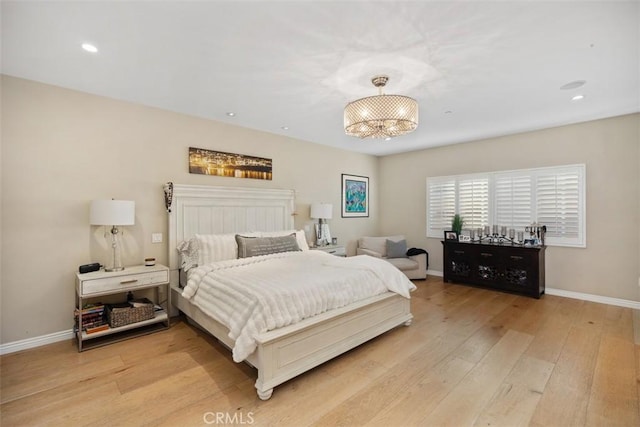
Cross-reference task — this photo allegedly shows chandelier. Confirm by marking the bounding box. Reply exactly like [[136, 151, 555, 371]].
[[344, 75, 419, 139]]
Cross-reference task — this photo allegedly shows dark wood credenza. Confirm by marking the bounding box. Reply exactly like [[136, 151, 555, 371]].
[[442, 240, 545, 298]]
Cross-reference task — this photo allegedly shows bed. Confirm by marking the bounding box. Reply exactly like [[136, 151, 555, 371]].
[[165, 183, 414, 400]]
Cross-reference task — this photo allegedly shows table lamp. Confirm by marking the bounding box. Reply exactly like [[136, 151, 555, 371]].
[[90, 199, 135, 271]]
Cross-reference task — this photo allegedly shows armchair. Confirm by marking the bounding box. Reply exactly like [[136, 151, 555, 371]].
[[356, 235, 428, 280]]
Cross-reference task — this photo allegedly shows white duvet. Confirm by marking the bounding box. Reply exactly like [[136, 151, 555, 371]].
[[181, 250, 416, 362]]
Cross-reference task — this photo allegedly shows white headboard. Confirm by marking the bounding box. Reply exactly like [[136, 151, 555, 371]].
[[165, 183, 295, 274]]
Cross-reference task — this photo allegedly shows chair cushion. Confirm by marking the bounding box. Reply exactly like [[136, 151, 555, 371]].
[[386, 257, 419, 271]]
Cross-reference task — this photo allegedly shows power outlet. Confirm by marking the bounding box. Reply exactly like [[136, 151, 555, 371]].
[[151, 233, 163, 244]]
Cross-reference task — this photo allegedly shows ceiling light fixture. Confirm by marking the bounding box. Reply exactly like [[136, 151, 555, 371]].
[[560, 80, 586, 90], [344, 75, 419, 139], [226, 112, 236, 117], [81, 43, 98, 53], [572, 94, 585, 101]]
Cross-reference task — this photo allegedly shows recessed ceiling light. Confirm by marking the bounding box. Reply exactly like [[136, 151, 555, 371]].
[[444, 110, 453, 114], [560, 80, 586, 90], [572, 94, 585, 101], [226, 112, 236, 117], [81, 43, 98, 53], [281, 126, 289, 130]]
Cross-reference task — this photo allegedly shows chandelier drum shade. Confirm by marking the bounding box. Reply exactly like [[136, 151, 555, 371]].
[[344, 75, 419, 139]]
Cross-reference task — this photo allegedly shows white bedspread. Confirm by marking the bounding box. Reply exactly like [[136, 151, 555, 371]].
[[181, 251, 416, 362]]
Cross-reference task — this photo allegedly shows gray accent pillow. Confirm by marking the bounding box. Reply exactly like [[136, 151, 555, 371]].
[[386, 239, 408, 258], [236, 234, 301, 258]]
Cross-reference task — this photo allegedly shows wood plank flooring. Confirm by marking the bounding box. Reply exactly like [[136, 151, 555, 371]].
[[2, 277, 639, 426]]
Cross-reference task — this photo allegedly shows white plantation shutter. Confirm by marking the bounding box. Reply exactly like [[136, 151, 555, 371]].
[[458, 177, 489, 229], [494, 173, 532, 229], [426, 164, 585, 247], [535, 166, 584, 247], [426, 177, 456, 236]]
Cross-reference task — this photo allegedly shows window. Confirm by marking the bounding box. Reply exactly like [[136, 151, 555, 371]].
[[494, 172, 532, 229], [426, 164, 585, 247], [458, 176, 489, 229], [426, 177, 456, 232]]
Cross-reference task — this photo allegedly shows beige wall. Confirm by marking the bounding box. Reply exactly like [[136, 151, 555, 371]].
[[379, 113, 640, 301], [2, 75, 639, 345], [0, 76, 380, 343]]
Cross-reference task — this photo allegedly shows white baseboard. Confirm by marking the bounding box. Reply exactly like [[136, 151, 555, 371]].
[[545, 287, 640, 310], [0, 329, 74, 355], [427, 270, 640, 310]]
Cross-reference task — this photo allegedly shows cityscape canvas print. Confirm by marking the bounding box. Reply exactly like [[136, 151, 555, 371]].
[[189, 147, 272, 180], [342, 174, 369, 217]]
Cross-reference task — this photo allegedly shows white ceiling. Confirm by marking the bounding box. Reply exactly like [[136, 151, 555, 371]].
[[2, 1, 639, 156]]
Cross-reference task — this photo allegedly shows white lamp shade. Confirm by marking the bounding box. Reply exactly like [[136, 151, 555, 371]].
[[90, 200, 135, 225], [310, 203, 333, 220]]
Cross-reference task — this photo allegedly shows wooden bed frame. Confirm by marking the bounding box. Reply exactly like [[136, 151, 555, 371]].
[[165, 183, 412, 400]]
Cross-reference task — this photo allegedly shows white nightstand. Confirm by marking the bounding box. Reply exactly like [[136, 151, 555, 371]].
[[311, 245, 346, 257], [75, 264, 170, 351]]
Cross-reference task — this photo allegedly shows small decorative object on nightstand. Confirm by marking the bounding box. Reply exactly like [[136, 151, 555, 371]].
[[311, 244, 346, 257], [75, 264, 170, 351]]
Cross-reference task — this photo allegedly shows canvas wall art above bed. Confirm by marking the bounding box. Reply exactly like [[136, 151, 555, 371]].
[[166, 184, 415, 400]]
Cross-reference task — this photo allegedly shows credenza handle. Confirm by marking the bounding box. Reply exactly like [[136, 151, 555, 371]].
[[510, 256, 524, 261], [480, 253, 493, 257], [454, 250, 465, 255]]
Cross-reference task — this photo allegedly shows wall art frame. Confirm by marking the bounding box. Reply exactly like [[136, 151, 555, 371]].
[[341, 174, 369, 218], [188, 147, 272, 180], [444, 230, 459, 241]]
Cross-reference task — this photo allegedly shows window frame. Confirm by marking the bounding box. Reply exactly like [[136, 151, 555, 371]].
[[426, 164, 586, 248]]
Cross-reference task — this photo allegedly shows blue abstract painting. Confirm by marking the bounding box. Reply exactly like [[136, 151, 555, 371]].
[[342, 174, 369, 217]]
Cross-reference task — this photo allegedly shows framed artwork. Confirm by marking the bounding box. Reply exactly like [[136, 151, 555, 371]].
[[444, 230, 459, 241], [341, 174, 369, 217], [189, 147, 272, 180]]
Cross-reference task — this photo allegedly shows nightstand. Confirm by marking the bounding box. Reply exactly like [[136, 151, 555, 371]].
[[75, 264, 170, 351], [311, 245, 346, 257]]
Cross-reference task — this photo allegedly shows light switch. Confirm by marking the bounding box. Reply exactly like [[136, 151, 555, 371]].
[[151, 233, 163, 243]]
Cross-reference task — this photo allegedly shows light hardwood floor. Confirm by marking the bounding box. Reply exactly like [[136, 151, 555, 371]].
[[2, 277, 639, 426]]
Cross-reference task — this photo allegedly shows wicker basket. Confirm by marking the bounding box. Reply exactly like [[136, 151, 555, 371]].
[[106, 298, 154, 328]]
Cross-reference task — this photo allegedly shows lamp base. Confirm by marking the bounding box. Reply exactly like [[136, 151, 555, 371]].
[[314, 221, 331, 247]]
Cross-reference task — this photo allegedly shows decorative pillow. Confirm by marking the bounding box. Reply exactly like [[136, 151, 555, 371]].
[[195, 233, 238, 265], [236, 234, 301, 258], [386, 239, 408, 258], [260, 229, 310, 251], [177, 238, 199, 272]]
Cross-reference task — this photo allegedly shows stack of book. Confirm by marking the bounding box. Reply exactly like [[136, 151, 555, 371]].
[[75, 303, 109, 334]]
